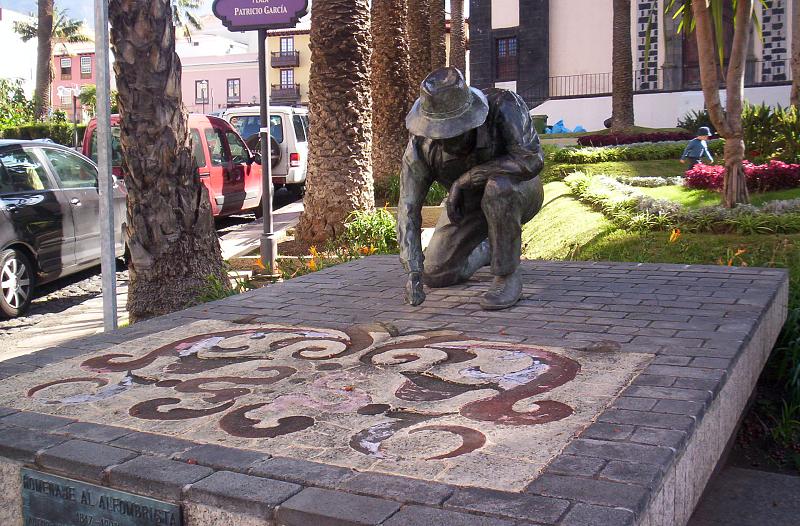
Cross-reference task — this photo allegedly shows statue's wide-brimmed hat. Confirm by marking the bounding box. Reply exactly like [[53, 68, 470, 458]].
[[406, 67, 489, 139]]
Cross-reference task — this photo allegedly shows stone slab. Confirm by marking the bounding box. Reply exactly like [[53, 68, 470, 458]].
[[0, 258, 787, 526]]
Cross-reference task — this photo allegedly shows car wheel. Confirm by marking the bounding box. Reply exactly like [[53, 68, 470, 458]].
[[0, 248, 35, 318]]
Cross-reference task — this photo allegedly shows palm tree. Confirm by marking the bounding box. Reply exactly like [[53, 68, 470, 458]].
[[791, 0, 799, 108], [296, 0, 375, 243], [172, 0, 203, 41], [449, 0, 467, 74], [108, 0, 227, 321], [429, 0, 446, 70], [611, 0, 634, 132], [14, 5, 89, 118], [407, 0, 432, 98], [665, 0, 757, 207], [371, 0, 412, 183]]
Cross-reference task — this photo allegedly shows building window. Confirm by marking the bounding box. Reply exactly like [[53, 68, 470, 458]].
[[80, 56, 92, 79], [60, 57, 72, 80], [195, 80, 209, 104], [227, 78, 241, 103], [280, 37, 294, 55], [280, 69, 294, 88], [495, 37, 518, 81]]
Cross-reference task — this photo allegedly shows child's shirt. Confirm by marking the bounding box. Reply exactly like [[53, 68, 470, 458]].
[[681, 138, 714, 162]]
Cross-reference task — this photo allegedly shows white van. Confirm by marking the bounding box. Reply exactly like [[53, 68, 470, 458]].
[[220, 105, 308, 195]]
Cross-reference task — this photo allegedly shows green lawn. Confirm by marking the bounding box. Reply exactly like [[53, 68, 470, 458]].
[[543, 159, 685, 181], [638, 185, 800, 208]]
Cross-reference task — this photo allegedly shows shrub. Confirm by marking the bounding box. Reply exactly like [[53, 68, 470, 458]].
[[684, 160, 800, 193], [342, 207, 398, 254], [374, 175, 448, 207], [0, 122, 85, 147], [576, 131, 693, 147], [677, 109, 713, 133], [551, 140, 723, 165]]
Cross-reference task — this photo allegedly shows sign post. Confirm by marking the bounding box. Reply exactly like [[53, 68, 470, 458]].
[[94, 0, 117, 331], [213, 0, 309, 276]]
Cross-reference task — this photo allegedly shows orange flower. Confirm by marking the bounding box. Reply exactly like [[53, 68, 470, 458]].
[[309, 245, 319, 258], [307, 259, 318, 271], [255, 258, 266, 270], [668, 229, 681, 243], [359, 245, 377, 256]]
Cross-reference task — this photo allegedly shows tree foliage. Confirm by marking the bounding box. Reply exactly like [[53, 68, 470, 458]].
[[13, 7, 90, 47], [0, 79, 36, 127]]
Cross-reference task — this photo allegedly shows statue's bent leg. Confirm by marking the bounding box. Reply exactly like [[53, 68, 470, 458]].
[[423, 194, 488, 288], [479, 176, 544, 310]]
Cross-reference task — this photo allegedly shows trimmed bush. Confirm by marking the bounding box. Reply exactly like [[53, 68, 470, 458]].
[[550, 140, 724, 165], [577, 131, 693, 146], [684, 160, 800, 193], [0, 122, 86, 148], [565, 171, 800, 234]]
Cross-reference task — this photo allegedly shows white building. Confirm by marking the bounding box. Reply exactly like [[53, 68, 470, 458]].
[[0, 7, 38, 95], [469, 0, 795, 130]]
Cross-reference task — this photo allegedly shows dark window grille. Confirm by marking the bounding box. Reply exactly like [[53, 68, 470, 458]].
[[495, 37, 518, 81], [227, 78, 241, 102]]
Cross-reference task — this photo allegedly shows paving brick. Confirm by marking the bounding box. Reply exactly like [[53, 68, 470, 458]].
[[1, 411, 75, 431], [644, 365, 725, 380], [581, 422, 635, 441], [250, 457, 356, 488], [632, 375, 677, 387], [600, 460, 662, 488], [629, 427, 688, 450], [36, 439, 137, 482], [0, 406, 19, 418], [612, 397, 657, 411], [184, 470, 301, 518], [108, 455, 213, 501], [276, 487, 400, 526], [0, 425, 68, 462], [672, 377, 721, 392], [653, 399, 706, 417], [527, 474, 648, 513], [383, 505, 517, 526], [176, 444, 267, 473], [62, 422, 131, 443], [564, 438, 674, 466], [690, 357, 733, 369], [109, 431, 195, 457], [560, 503, 635, 526], [444, 487, 569, 523], [546, 455, 606, 477], [599, 409, 696, 432], [341, 472, 454, 506], [624, 385, 712, 402]]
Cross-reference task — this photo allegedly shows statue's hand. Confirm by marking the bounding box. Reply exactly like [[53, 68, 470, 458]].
[[405, 272, 426, 306]]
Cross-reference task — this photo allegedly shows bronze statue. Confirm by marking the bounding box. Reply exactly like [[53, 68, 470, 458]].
[[398, 67, 545, 310]]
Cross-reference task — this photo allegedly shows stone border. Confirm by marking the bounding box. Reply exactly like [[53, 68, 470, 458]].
[[0, 259, 788, 525]]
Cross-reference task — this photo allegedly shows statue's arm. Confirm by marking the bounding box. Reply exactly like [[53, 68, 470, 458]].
[[462, 92, 544, 188], [398, 138, 433, 274]]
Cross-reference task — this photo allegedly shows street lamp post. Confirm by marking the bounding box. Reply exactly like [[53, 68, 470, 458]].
[[201, 81, 208, 114]]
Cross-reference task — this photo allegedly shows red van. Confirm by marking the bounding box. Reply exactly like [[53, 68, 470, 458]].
[[83, 114, 263, 217]]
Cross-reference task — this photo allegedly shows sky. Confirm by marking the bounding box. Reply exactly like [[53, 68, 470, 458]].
[[1, 0, 215, 27]]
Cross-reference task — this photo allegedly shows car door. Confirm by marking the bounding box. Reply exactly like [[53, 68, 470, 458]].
[[39, 147, 102, 266], [224, 128, 260, 211], [202, 125, 239, 216], [0, 146, 76, 274]]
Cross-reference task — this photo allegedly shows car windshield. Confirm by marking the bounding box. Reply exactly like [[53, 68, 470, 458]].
[[229, 115, 283, 143], [89, 126, 124, 166]]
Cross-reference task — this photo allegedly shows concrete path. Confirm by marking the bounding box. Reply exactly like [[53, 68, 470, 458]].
[[689, 467, 800, 525], [219, 201, 303, 260]]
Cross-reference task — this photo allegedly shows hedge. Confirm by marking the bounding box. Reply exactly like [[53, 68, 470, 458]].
[[550, 140, 724, 165], [577, 131, 693, 146], [0, 123, 87, 147]]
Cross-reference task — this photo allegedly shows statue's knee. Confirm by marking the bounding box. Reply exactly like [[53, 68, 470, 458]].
[[423, 269, 459, 288], [484, 177, 515, 202]]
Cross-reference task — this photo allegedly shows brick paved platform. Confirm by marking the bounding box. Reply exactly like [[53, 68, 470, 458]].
[[0, 257, 788, 526]]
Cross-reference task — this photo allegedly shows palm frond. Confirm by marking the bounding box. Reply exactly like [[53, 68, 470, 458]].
[[13, 21, 37, 42]]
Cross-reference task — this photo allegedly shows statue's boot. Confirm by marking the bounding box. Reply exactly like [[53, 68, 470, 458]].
[[458, 239, 491, 281], [480, 271, 523, 311]]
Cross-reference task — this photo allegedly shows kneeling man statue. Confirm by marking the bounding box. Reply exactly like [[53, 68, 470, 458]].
[[398, 67, 545, 310]]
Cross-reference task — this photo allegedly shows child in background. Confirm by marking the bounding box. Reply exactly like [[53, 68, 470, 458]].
[[680, 127, 714, 168]]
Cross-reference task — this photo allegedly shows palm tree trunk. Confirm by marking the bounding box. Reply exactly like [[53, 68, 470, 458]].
[[449, 0, 466, 74], [691, 0, 751, 207], [791, 0, 799, 107], [611, 0, 634, 133], [407, 0, 432, 99], [429, 0, 446, 70], [108, 0, 227, 322], [371, 0, 411, 184], [297, 0, 375, 243], [35, 0, 54, 118]]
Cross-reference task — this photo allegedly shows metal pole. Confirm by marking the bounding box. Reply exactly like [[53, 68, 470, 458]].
[[95, 0, 118, 331], [258, 29, 277, 275]]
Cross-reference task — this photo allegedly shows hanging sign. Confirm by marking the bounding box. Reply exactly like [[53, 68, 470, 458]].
[[212, 0, 308, 31]]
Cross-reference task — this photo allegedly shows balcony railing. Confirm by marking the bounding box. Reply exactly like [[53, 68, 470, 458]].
[[517, 59, 792, 106], [271, 50, 300, 68], [271, 84, 301, 103]]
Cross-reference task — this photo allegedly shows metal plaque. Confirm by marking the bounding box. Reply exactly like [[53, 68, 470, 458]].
[[21, 468, 182, 526], [212, 0, 309, 31]]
